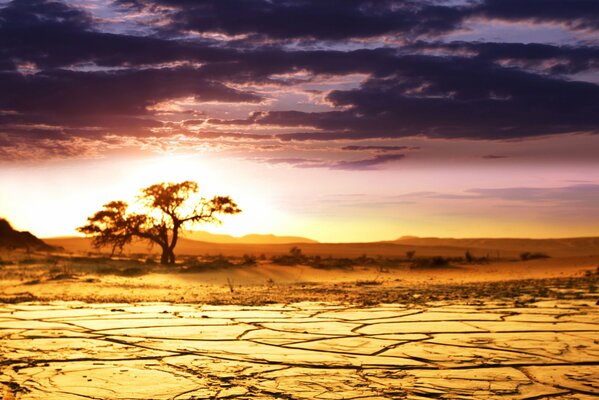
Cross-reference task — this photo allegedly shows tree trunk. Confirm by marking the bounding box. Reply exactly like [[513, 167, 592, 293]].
[[167, 224, 180, 265], [160, 246, 169, 265]]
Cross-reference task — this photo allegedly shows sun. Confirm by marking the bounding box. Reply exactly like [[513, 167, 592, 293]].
[[122, 154, 287, 237]]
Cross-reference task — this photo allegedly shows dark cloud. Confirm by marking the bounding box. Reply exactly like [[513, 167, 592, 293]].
[[261, 157, 320, 166], [0, 67, 261, 137], [1, 0, 599, 162], [472, 0, 599, 31], [411, 41, 599, 75], [0, 68, 249, 115], [116, 0, 599, 41], [116, 0, 464, 40], [342, 145, 414, 152], [330, 153, 405, 170], [0, 0, 243, 70], [481, 154, 508, 159], [0, 0, 92, 30], [253, 55, 599, 140], [256, 153, 405, 170]]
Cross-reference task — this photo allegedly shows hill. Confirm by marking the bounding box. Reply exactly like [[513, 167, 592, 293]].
[[0, 219, 57, 251], [45, 235, 599, 259], [183, 231, 317, 244], [392, 236, 599, 258]]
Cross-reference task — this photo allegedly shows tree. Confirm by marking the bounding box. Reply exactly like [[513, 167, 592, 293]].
[[78, 181, 241, 264]]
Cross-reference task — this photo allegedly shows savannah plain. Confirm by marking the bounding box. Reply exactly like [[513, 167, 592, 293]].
[[1, 229, 598, 399]]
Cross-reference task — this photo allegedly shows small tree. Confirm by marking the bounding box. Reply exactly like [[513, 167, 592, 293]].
[[465, 250, 474, 263], [78, 181, 241, 264]]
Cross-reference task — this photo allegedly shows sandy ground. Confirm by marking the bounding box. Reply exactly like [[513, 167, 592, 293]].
[[0, 253, 598, 304], [1, 298, 599, 399], [1, 250, 598, 399]]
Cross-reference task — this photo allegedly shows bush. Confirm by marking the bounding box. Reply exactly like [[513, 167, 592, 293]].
[[96, 266, 120, 275], [308, 256, 355, 270], [520, 252, 550, 261], [465, 250, 474, 263], [410, 256, 452, 270], [95, 265, 149, 276], [182, 255, 235, 272], [271, 247, 307, 266], [355, 279, 382, 286], [119, 267, 147, 277], [241, 254, 257, 266]]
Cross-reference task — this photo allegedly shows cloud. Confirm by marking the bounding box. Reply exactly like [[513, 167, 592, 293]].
[[1, 0, 598, 163], [115, 0, 464, 40], [481, 154, 507, 159], [0, 0, 238, 70], [115, 0, 599, 41], [471, 0, 599, 31], [256, 54, 599, 140], [465, 184, 599, 204], [341, 145, 415, 153], [410, 41, 599, 75], [406, 184, 599, 209], [330, 153, 405, 170], [254, 153, 405, 170]]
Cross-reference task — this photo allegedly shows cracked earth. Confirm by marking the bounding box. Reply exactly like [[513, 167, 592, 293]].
[[1, 298, 598, 399]]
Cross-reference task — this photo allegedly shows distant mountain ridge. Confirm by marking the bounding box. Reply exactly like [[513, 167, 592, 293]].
[[0, 219, 56, 251], [45, 234, 599, 258], [392, 236, 599, 255], [183, 231, 318, 244]]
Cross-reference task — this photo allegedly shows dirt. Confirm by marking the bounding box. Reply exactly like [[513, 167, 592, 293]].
[[1, 296, 598, 399], [1, 253, 598, 399]]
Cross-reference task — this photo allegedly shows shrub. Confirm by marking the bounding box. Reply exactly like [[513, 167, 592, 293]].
[[181, 255, 235, 272], [308, 256, 355, 270], [355, 279, 383, 286], [465, 250, 474, 263], [96, 266, 121, 275], [271, 247, 307, 266], [410, 256, 452, 270], [241, 254, 257, 266], [520, 252, 550, 261], [119, 267, 147, 277]]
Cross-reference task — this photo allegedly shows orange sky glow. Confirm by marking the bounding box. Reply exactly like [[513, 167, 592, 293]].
[[1, 0, 598, 242]]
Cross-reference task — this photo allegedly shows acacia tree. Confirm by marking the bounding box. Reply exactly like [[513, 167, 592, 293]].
[[78, 181, 241, 264]]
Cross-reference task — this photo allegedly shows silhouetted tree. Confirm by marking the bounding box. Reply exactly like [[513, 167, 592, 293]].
[[465, 250, 474, 263], [78, 181, 241, 264]]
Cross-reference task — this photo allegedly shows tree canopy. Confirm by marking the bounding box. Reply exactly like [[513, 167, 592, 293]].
[[78, 181, 241, 264]]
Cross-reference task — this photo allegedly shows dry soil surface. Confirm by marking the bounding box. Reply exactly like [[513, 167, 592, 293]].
[[2, 295, 599, 399]]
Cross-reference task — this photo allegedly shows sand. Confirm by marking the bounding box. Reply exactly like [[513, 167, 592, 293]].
[[1, 243, 598, 399], [1, 298, 598, 399]]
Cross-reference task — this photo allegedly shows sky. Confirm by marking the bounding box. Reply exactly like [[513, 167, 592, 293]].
[[0, 0, 598, 242]]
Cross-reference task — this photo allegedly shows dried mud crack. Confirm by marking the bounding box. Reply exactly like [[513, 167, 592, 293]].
[[1, 288, 598, 399]]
